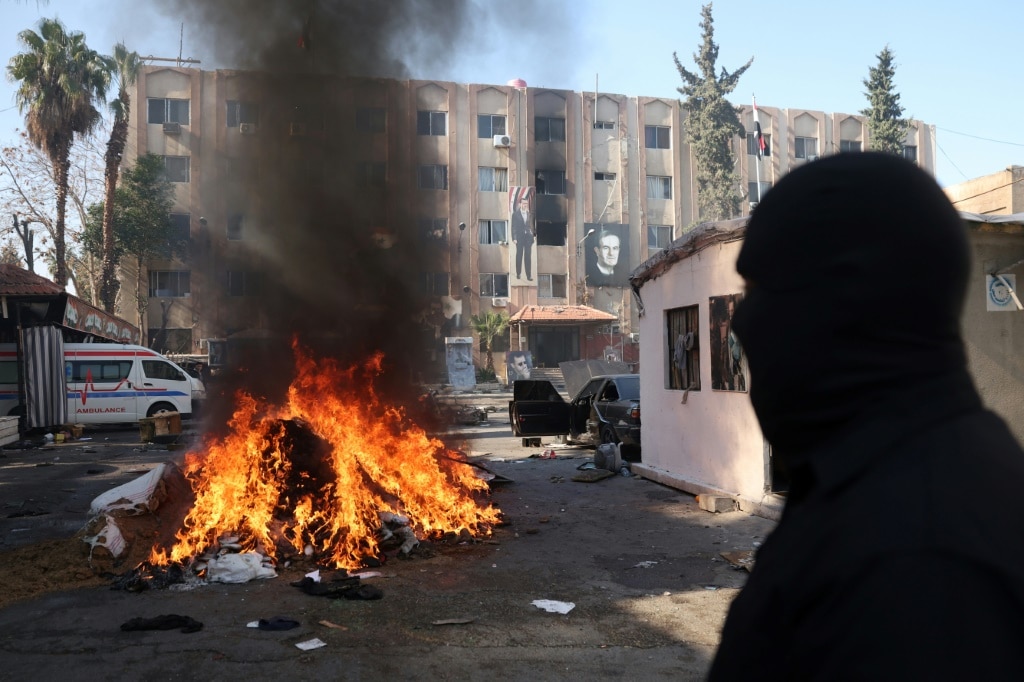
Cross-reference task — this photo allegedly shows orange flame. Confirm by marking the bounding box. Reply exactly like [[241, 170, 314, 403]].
[[149, 342, 500, 569]]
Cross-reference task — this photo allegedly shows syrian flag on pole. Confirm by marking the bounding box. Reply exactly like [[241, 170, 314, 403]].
[[753, 99, 766, 158]]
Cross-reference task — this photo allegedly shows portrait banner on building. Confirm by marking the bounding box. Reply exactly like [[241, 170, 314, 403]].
[[509, 187, 536, 287], [445, 337, 476, 389], [709, 293, 746, 392], [506, 349, 534, 384], [584, 223, 630, 288]]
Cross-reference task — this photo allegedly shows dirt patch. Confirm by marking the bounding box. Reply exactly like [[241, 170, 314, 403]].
[[0, 538, 107, 609]]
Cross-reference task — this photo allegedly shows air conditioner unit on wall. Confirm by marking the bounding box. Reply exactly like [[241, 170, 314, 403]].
[[162, 122, 181, 135], [239, 122, 257, 135], [629, 333, 640, 343], [493, 134, 511, 148], [806, 154, 819, 162], [491, 297, 508, 307]]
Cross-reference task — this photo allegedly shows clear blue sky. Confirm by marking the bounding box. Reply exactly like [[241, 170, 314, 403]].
[[2, 0, 1022, 189]]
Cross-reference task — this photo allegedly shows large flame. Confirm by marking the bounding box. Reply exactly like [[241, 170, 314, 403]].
[[150, 342, 500, 569]]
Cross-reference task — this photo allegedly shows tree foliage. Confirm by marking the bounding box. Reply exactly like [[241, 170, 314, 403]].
[[83, 153, 177, 316], [673, 3, 752, 221], [861, 46, 910, 155], [0, 128, 106, 292], [7, 17, 110, 288], [469, 311, 509, 374], [100, 42, 142, 312]]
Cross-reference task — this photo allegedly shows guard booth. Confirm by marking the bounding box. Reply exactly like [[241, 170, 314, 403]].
[[0, 265, 140, 434]]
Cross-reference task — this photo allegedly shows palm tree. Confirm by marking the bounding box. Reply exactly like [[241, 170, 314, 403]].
[[99, 43, 141, 312], [7, 18, 109, 288], [469, 311, 510, 374]]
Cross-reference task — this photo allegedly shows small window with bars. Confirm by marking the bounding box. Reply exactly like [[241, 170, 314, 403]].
[[667, 305, 700, 391]]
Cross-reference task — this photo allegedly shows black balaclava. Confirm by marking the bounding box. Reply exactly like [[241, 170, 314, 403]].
[[731, 152, 971, 462]]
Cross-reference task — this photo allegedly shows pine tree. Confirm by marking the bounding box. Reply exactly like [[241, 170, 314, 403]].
[[861, 46, 910, 155], [674, 3, 752, 221]]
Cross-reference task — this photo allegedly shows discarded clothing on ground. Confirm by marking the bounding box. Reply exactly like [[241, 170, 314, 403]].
[[291, 576, 383, 600], [121, 614, 203, 633]]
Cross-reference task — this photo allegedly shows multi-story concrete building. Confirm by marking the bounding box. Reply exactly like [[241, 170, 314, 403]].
[[124, 65, 935, 379]]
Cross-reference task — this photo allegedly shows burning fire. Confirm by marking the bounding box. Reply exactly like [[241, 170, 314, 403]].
[[149, 342, 500, 570]]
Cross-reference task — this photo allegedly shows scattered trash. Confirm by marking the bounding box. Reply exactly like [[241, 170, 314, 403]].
[[318, 620, 347, 630], [305, 569, 321, 582], [630, 561, 658, 569], [571, 469, 616, 483], [291, 576, 383, 600], [295, 638, 327, 651], [206, 552, 278, 584], [703, 585, 720, 591], [121, 614, 203, 633], [257, 616, 300, 631], [532, 599, 575, 614], [432, 618, 475, 626], [720, 550, 757, 573]]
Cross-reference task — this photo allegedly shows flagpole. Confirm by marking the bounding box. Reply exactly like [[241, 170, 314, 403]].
[[753, 94, 762, 205]]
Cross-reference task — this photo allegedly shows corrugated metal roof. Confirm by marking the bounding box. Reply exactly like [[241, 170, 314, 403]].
[[0, 264, 63, 296], [509, 304, 617, 324]]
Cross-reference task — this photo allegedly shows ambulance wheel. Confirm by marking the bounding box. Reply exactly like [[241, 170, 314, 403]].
[[147, 402, 176, 418]]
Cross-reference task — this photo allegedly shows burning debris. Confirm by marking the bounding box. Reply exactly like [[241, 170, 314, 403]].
[[139, 343, 501, 577]]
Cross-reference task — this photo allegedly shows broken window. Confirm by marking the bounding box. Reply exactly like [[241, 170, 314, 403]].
[[667, 305, 700, 391]]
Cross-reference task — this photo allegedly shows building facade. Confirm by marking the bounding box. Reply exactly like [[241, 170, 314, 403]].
[[124, 65, 935, 379], [945, 165, 1024, 215]]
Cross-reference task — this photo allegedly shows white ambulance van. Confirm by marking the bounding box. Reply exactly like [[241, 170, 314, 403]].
[[0, 343, 205, 424]]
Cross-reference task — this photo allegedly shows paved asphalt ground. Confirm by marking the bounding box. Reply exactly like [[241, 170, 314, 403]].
[[0, 409, 776, 681]]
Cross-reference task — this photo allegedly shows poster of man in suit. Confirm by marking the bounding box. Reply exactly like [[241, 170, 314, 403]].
[[509, 186, 536, 286], [584, 223, 630, 288]]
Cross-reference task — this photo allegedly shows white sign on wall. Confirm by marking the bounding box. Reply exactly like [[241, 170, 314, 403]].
[[986, 274, 1019, 312]]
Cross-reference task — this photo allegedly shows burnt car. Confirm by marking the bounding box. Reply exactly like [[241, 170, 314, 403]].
[[508, 374, 640, 451]]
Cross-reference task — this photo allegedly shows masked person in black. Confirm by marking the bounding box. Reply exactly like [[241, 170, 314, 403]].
[[709, 152, 1024, 679]]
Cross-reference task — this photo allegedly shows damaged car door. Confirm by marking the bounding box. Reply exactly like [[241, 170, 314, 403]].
[[508, 380, 570, 437]]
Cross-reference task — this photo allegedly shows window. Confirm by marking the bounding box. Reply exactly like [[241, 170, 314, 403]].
[[478, 114, 506, 138], [667, 305, 700, 391], [746, 132, 772, 156], [480, 273, 509, 297], [227, 214, 244, 240], [902, 145, 918, 162], [538, 274, 567, 298], [418, 164, 448, 190], [535, 117, 566, 142], [748, 181, 772, 203], [419, 272, 450, 296], [795, 136, 818, 159], [594, 120, 614, 129], [840, 139, 862, 153], [536, 221, 566, 246], [66, 360, 132, 383], [418, 218, 448, 242], [594, 171, 616, 181], [646, 175, 672, 200], [536, 170, 566, 195], [416, 110, 447, 136], [149, 270, 190, 298], [162, 156, 190, 183], [479, 219, 507, 245], [142, 360, 186, 382], [648, 224, 673, 253], [227, 270, 261, 297], [356, 107, 386, 133], [478, 167, 508, 192], [357, 161, 386, 188], [226, 100, 258, 127], [645, 125, 670, 149], [148, 98, 190, 125], [169, 213, 191, 242]]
